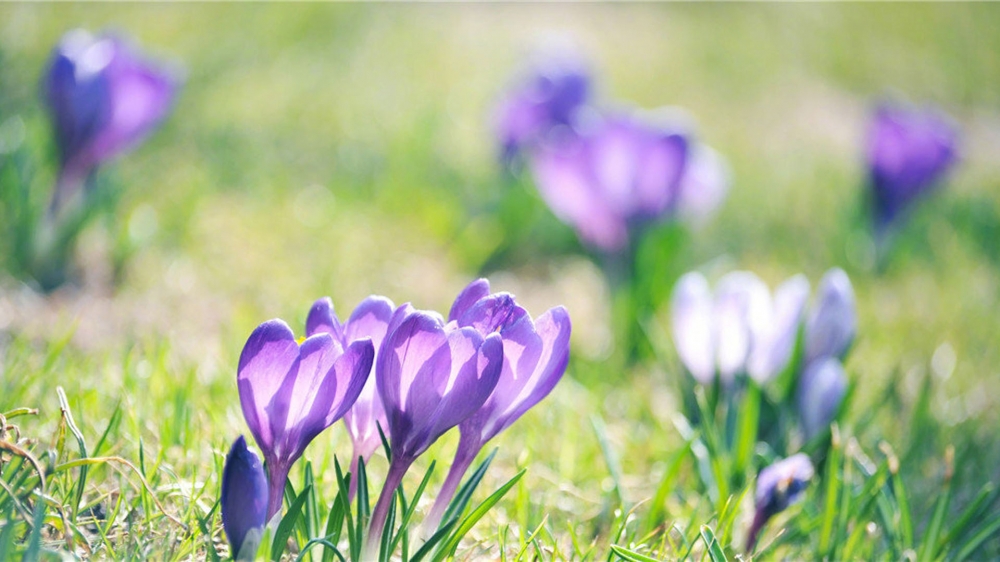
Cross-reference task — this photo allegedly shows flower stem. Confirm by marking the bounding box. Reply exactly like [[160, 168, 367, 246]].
[[365, 456, 412, 559], [421, 439, 479, 538], [266, 463, 290, 521]]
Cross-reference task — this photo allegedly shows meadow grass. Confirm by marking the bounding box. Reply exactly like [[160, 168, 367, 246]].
[[1, 4, 1000, 559]]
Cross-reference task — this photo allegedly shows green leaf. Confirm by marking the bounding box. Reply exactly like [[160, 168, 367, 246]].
[[57, 387, 89, 519], [732, 381, 760, 477], [609, 544, 661, 562], [955, 513, 1000, 562], [272, 485, 312, 562], [700, 525, 728, 562], [434, 468, 526, 560], [387, 460, 435, 557], [22, 500, 46, 562], [645, 441, 691, 531], [409, 519, 457, 562]]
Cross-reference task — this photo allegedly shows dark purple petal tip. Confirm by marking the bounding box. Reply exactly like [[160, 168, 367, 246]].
[[221, 436, 268, 559]]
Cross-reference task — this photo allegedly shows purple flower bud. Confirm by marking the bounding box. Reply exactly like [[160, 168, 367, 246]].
[[529, 110, 690, 252], [496, 53, 591, 162], [867, 102, 959, 229], [796, 357, 847, 440], [804, 268, 856, 364], [747, 453, 814, 550], [43, 29, 179, 211], [671, 271, 806, 386], [238, 319, 374, 518], [221, 436, 268, 560]]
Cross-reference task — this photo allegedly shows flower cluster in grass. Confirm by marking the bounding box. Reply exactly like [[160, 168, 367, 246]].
[[669, 267, 856, 549], [221, 278, 570, 560], [0, 29, 179, 291]]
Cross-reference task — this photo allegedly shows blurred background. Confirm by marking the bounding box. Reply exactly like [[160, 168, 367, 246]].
[[1, 3, 999, 553]]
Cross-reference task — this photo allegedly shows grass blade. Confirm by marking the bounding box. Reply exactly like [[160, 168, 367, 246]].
[[441, 449, 496, 526], [700, 525, 728, 562], [272, 485, 312, 561], [610, 544, 661, 562]]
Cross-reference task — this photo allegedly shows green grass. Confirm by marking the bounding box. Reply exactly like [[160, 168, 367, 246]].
[[2, 3, 1000, 559]]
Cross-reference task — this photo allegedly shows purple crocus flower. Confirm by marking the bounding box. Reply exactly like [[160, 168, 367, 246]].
[[306, 296, 398, 497], [366, 308, 504, 552], [804, 268, 856, 365], [796, 357, 848, 440], [747, 453, 814, 550], [867, 102, 959, 231], [43, 29, 179, 213], [529, 110, 689, 253], [237, 319, 374, 519], [496, 53, 591, 164], [423, 279, 572, 534], [670, 271, 809, 386], [221, 436, 268, 560]]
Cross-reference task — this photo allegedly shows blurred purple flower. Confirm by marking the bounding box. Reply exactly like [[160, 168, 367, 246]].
[[496, 54, 591, 163], [221, 435, 268, 560], [747, 453, 814, 550], [306, 295, 398, 498], [43, 29, 179, 212], [367, 307, 504, 550], [867, 102, 959, 230], [237, 319, 374, 519], [424, 279, 572, 533], [670, 271, 809, 386], [796, 357, 848, 440], [530, 109, 728, 253], [804, 268, 856, 365]]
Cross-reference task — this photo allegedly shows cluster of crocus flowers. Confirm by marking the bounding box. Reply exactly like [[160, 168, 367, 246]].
[[43, 29, 179, 214], [220, 279, 571, 559], [670, 267, 856, 439], [497, 53, 729, 256], [866, 101, 959, 238]]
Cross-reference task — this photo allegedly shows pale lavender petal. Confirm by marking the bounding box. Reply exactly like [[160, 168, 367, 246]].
[[529, 136, 629, 252], [425, 332, 503, 445], [341, 296, 395, 459], [455, 293, 528, 334], [237, 319, 300, 453], [670, 272, 715, 385], [306, 297, 345, 342], [675, 144, 731, 225], [466, 306, 571, 442], [265, 333, 339, 462], [448, 279, 492, 323], [714, 271, 769, 382], [632, 130, 688, 218], [805, 268, 856, 364], [747, 275, 809, 384], [292, 338, 374, 453], [797, 357, 847, 439]]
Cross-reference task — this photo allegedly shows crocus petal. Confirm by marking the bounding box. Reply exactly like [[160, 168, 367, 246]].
[[747, 275, 810, 384], [670, 272, 715, 385], [341, 296, 395, 459], [456, 293, 528, 334], [804, 268, 856, 364], [448, 279, 493, 323], [306, 297, 345, 342], [465, 306, 572, 443], [237, 320, 300, 454], [796, 357, 847, 439], [289, 338, 374, 456], [221, 436, 268, 560], [675, 143, 731, 225], [377, 311, 503, 461], [868, 102, 959, 227], [714, 271, 770, 382], [530, 136, 628, 252]]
